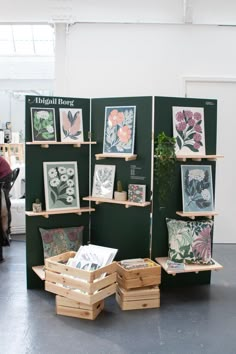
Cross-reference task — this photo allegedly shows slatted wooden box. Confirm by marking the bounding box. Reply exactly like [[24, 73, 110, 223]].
[[116, 285, 160, 310], [56, 295, 104, 320], [116, 259, 161, 290], [44, 251, 117, 305]]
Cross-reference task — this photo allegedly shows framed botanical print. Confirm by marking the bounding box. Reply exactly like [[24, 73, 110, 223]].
[[92, 165, 116, 199], [43, 161, 80, 211], [181, 165, 214, 212], [31, 107, 57, 142], [59, 108, 84, 142], [128, 184, 146, 203], [172, 106, 206, 156], [103, 106, 136, 155]]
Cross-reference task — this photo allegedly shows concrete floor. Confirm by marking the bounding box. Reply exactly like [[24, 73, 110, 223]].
[[0, 241, 235, 354]]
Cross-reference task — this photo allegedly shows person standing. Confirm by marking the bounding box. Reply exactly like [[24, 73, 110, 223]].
[[0, 156, 12, 262]]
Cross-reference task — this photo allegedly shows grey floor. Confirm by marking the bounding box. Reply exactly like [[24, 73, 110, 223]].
[[0, 241, 235, 354]]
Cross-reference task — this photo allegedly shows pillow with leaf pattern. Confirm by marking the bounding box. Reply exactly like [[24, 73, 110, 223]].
[[166, 218, 214, 264], [39, 226, 83, 259]]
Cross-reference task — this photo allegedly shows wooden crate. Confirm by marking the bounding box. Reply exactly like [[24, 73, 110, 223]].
[[56, 295, 104, 320], [116, 258, 161, 290], [116, 285, 160, 311], [44, 251, 117, 305]]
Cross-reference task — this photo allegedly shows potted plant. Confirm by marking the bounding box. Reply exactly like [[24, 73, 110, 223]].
[[32, 198, 42, 212], [114, 180, 127, 201], [154, 132, 176, 206]]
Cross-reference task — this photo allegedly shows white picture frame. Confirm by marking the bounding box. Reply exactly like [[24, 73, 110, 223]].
[[92, 164, 116, 199], [43, 161, 80, 211], [59, 108, 84, 142]]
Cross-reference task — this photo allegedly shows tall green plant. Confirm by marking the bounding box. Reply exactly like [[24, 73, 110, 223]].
[[154, 132, 176, 206]]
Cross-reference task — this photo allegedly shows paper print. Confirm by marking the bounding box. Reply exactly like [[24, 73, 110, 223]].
[[59, 108, 84, 142], [92, 165, 116, 199], [103, 106, 136, 155], [31, 107, 56, 142], [172, 106, 206, 156], [128, 184, 146, 203]]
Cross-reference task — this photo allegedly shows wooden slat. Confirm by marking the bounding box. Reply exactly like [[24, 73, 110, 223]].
[[83, 196, 150, 208], [155, 257, 223, 276], [45, 281, 116, 305], [56, 301, 104, 320], [176, 154, 224, 161], [26, 141, 96, 147], [56, 295, 104, 311], [32, 265, 45, 281], [25, 207, 95, 217], [117, 273, 161, 290], [95, 153, 137, 161], [176, 211, 218, 219], [116, 292, 160, 311], [117, 286, 160, 302]]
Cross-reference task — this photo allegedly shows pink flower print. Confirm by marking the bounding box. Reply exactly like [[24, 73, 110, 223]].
[[67, 230, 77, 241], [70, 112, 81, 134], [194, 124, 202, 133], [62, 111, 71, 130], [193, 142, 200, 150], [193, 133, 202, 142], [176, 122, 187, 131], [192, 226, 211, 262], [42, 231, 53, 244], [184, 110, 193, 119], [194, 112, 202, 120], [108, 110, 124, 127], [118, 125, 131, 143], [176, 111, 184, 122], [188, 118, 195, 127]]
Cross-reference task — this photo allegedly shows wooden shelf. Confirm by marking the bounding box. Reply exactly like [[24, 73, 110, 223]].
[[83, 196, 150, 208], [176, 154, 224, 162], [95, 153, 137, 161], [176, 211, 218, 220], [32, 265, 45, 281], [26, 207, 95, 218], [26, 141, 96, 148], [155, 257, 223, 276]]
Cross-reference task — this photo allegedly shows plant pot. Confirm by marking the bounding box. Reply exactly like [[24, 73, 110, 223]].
[[114, 191, 127, 201], [32, 203, 42, 213]]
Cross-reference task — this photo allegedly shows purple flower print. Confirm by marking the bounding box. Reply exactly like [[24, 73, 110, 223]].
[[192, 226, 211, 263], [174, 109, 204, 153]]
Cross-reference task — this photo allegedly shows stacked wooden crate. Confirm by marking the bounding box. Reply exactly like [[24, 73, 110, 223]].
[[116, 258, 161, 310], [44, 251, 117, 320]]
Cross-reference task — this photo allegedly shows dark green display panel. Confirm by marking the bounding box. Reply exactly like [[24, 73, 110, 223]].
[[152, 96, 217, 287], [25, 95, 90, 289], [90, 97, 153, 260]]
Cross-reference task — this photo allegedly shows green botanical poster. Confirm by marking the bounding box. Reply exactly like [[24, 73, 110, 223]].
[[31, 107, 57, 142]]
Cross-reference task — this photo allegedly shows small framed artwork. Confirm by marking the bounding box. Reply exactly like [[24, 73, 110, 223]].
[[103, 106, 136, 155], [181, 165, 214, 212], [59, 108, 84, 142], [43, 161, 80, 211], [92, 164, 116, 199], [128, 184, 146, 203], [172, 106, 206, 156], [31, 107, 57, 142]]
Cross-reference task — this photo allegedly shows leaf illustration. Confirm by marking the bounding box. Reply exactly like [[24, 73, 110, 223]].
[[72, 131, 81, 137], [176, 136, 182, 149], [195, 199, 211, 209], [50, 190, 56, 204], [186, 132, 196, 140], [196, 120, 202, 126], [184, 144, 199, 152], [62, 126, 68, 137], [68, 111, 74, 125], [42, 132, 54, 139]]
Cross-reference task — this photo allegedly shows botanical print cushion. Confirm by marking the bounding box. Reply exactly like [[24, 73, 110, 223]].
[[166, 218, 213, 264], [39, 226, 84, 259]]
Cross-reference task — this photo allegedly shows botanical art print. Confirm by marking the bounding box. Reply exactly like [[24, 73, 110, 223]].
[[92, 165, 116, 199], [59, 108, 84, 142], [31, 108, 57, 142], [103, 106, 136, 155], [43, 161, 80, 211], [181, 165, 214, 212], [128, 184, 146, 203], [172, 106, 206, 155]]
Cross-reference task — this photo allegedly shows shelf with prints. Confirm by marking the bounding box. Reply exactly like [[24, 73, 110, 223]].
[[25, 207, 95, 218], [26, 141, 97, 148], [176, 211, 218, 220], [176, 154, 224, 162], [155, 257, 223, 276], [83, 196, 150, 208], [95, 153, 137, 161], [32, 265, 45, 281]]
